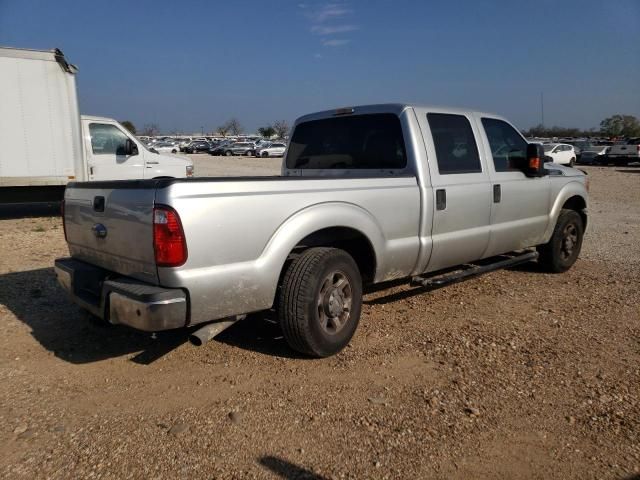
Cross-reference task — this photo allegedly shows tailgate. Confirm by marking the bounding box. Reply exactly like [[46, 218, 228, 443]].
[[64, 182, 158, 284]]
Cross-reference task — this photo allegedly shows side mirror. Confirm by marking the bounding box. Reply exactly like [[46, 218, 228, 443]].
[[524, 144, 546, 177], [124, 138, 139, 156]]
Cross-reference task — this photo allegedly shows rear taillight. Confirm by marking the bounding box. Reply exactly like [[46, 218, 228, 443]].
[[153, 205, 187, 267], [61, 199, 67, 241]]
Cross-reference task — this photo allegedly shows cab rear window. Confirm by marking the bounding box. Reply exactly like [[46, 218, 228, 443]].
[[286, 114, 407, 170]]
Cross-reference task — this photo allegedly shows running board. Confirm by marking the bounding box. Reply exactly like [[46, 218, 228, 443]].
[[410, 251, 539, 290]]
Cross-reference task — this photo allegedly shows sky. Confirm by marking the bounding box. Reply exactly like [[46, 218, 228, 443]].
[[1, 0, 639, 134]]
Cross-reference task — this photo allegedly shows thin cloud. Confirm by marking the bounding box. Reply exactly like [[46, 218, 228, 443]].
[[322, 39, 350, 47], [310, 24, 358, 35], [308, 3, 351, 23], [301, 2, 358, 49]]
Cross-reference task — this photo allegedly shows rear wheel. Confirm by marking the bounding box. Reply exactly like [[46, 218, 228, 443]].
[[262, 151, 269, 158], [537, 209, 584, 273], [225, 150, 233, 156], [569, 158, 575, 167], [277, 247, 362, 357]]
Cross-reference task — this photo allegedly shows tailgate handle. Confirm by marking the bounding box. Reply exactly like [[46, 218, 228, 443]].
[[93, 196, 105, 212]]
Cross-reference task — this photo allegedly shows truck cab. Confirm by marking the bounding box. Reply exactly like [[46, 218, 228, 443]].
[[81, 116, 193, 181]]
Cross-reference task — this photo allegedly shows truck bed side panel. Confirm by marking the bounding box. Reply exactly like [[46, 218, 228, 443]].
[[156, 176, 421, 325]]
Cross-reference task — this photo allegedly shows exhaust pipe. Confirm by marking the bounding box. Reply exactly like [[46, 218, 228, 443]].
[[189, 315, 246, 346]]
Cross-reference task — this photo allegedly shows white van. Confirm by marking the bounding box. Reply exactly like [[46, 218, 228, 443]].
[[0, 46, 193, 202]]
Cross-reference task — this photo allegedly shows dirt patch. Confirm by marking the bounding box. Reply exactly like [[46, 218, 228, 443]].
[[0, 166, 638, 479]]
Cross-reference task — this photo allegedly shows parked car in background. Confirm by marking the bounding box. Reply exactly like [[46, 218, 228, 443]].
[[577, 146, 610, 165], [222, 142, 256, 156], [256, 142, 287, 157], [543, 143, 576, 166], [183, 141, 211, 154], [209, 140, 234, 156], [606, 139, 640, 166], [178, 138, 193, 151], [151, 142, 180, 154]]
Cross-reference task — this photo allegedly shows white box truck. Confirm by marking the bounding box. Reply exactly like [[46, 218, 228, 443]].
[[0, 46, 193, 203]]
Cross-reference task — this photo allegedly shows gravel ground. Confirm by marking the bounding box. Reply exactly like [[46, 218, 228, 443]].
[[0, 164, 638, 479], [190, 153, 282, 177]]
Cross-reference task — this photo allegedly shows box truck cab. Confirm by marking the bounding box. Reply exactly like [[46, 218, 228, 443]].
[[82, 116, 193, 181]]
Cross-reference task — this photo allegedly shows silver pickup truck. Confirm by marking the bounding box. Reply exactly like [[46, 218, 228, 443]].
[[55, 104, 588, 357]]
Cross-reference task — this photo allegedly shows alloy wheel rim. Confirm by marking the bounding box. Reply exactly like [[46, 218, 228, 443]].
[[560, 223, 578, 260], [317, 271, 352, 335]]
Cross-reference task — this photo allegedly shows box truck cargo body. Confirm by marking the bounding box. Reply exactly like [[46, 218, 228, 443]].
[[0, 47, 83, 189]]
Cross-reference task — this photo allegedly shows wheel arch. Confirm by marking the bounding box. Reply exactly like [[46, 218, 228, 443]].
[[262, 202, 385, 305], [543, 181, 588, 241]]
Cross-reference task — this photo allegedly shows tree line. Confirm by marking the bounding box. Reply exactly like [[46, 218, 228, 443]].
[[120, 119, 290, 139], [522, 114, 640, 138]]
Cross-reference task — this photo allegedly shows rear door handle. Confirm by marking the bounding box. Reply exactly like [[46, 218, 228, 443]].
[[493, 184, 501, 203], [436, 189, 446, 210]]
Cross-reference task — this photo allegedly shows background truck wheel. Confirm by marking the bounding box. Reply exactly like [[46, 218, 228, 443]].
[[277, 247, 362, 357], [537, 209, 584, 273]]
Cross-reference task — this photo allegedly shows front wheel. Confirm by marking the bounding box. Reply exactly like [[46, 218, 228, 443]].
[[569, 158, 575, 167], [277, 247, 362, 357], [537, 209, 584, 273], [225, 150, 233, 156], [262, 151, 269, 158]]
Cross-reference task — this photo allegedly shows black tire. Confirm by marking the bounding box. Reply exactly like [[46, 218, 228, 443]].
[[537, 209, 584, 273], [225, 150, 233, 156], [262, 151, 269, 158], [569, 158, 575, 167], [245, 150, 252, 156], [277, 247, 362, 357]]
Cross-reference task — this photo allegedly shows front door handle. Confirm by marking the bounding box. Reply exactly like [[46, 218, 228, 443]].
[[436, 189, 446, 210], [493, 184, 501, 203], [146, 161, 159, 165]]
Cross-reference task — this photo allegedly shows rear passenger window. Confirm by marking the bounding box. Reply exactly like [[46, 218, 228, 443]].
[[427, 114, 481, 174], [481, 118, 528, 172], [286, 114, 407, 170]]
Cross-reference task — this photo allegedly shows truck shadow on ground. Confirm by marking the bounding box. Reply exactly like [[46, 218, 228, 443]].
[[364, 262, 547, 306], [213, 314, 309, 360], [0, 267, 190, 365], [0, 266, 309, 363], [0, 202, 61, 219], [258, 456, 327, 480]]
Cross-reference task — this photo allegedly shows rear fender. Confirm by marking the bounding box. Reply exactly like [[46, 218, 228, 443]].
[[259, 202, 385, 287]]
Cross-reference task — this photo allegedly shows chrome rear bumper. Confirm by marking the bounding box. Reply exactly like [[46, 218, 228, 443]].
[[54, 257, 187, 331]]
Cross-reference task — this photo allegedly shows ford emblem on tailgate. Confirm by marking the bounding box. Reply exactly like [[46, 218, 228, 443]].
[[92, 223, 108, 238]]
